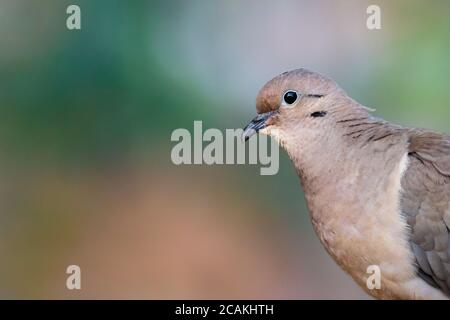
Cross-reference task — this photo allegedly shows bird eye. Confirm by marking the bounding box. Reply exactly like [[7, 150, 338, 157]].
[[282, 90, 298, 106]]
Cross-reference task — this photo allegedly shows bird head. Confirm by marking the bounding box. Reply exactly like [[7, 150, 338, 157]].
[[242, 68, 361, 149]]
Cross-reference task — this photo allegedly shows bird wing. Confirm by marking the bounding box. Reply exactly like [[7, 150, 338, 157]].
[[401, 130, 450, 296]]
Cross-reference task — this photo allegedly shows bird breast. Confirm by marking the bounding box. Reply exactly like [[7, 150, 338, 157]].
[[303, 152, 426, 299]]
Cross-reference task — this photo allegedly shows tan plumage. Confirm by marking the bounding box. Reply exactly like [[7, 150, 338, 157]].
[[243, 68, 450, 299]]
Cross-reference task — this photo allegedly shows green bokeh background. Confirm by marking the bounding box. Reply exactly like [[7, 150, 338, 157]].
[[0, 0, 449, 298]]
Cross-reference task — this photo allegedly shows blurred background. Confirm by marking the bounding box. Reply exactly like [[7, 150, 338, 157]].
[[0, 0, 449, 299]]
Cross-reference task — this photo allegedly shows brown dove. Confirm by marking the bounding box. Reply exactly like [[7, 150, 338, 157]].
[[243, 68, 450, 300]]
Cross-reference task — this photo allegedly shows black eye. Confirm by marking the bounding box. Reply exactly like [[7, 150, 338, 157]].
[[283, 90, 298, 105]]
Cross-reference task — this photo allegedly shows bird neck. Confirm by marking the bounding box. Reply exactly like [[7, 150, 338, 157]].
[[288, 119, 408, 204]]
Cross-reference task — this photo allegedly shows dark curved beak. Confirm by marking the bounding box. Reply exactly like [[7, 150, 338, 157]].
[[242, 111, 276, 142]]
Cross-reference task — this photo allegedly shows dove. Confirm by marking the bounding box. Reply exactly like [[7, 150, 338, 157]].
[[243, 68, 450, 300]]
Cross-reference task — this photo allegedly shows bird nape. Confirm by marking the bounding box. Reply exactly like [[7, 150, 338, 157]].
[[243, 68, 450, 300]]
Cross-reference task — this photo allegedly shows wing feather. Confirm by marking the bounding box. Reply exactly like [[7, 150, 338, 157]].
[[401, 130, 450, 296]]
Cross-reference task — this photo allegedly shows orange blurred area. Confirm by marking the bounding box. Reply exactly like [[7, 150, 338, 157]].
[[0, 162, 365, 299]]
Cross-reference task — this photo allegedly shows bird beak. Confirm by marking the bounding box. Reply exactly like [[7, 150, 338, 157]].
[[242, 111, 276, 142]]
